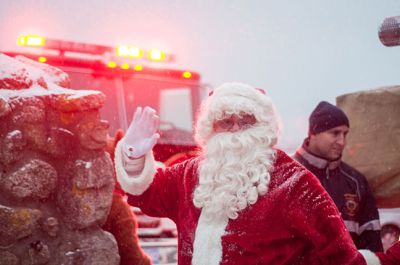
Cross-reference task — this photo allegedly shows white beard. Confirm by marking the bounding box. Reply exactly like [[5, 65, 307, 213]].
[[193, 125, 276, 221]]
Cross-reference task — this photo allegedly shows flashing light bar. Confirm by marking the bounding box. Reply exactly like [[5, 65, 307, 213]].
[[17, 35, 175, 63], [18, 35, 45, 47]]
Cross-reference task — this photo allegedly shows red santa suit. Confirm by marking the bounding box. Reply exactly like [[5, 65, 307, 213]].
[[115, 82, 381, 265], [116, 145, 372, 265]]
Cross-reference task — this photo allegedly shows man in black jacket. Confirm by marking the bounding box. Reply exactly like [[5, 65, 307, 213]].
[[293, 101, 383, 252]]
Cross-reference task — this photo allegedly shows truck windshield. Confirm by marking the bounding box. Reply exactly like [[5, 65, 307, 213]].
[[64, 67, 198, 138], [123, 78, 194, 132]]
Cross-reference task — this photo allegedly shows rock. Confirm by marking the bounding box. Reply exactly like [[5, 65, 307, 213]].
[[56, 230, 120, 265], [2, 159, 58, 201], [0, 130, 26, 166], [0, 96, 11, 118], [77, 117, 109, 150], [10, 97, 46, 125], [57, 153, 114, 229], [78, 231, 120, 265], [50, 92, 106, 112], [0, 205, 42, 247], [0, 251, 19, 265], [40, 127, 75, 158], [22, 124, 48, 151], [28, 240, 51, 265], [41, 217, 60, 237], [73, 152, 114, 189], [0, 54, 119, 264]]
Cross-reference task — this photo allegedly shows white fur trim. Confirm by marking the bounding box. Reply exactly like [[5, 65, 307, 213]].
[[114, 139, 156, 195], [192, 210, 228, 265], [359, 249, 381, 265]]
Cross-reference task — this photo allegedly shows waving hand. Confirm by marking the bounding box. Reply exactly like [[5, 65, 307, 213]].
[[122, 106, 160, 159]]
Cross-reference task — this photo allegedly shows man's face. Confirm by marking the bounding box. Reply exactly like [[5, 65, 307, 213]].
[[308, 125, 349, 160]]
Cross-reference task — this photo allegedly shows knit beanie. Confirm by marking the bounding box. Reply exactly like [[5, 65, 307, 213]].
[[309, 101, 349, 135]]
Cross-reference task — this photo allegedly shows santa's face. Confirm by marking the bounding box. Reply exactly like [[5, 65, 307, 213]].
[[212, 113, 257, 133], [193, 116, 275, 220]]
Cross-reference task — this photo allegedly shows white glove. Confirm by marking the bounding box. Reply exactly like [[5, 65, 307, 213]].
[[122, 106, 160, 159]]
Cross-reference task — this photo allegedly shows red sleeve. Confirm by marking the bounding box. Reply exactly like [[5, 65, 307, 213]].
[[375, 242, 400, 265], [126, 159, 191, 222], [285, 170, 366, 265]]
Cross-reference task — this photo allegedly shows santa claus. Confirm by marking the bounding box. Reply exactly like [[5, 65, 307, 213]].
[[115, 82, 387, 265]]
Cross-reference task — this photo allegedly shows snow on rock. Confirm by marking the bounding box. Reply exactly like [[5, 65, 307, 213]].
[[0, 53, 46, 89], [15, 55, 70, 88], [0, 130, 26, 165], [0, 95, 11, 118], [0, 53, 105, 112]]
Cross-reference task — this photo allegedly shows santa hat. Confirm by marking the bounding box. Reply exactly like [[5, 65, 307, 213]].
[[195, 82, 279, 146], [309, 101, 349, 135]]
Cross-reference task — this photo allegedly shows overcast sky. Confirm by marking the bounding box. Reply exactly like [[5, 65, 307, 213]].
[[1, 0, 399, 151]]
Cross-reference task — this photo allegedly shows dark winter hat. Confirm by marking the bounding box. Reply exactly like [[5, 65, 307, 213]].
[[309, 101, 349, 135]]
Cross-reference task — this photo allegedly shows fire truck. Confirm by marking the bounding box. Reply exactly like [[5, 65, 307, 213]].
[[3, 34, 209, 264]]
